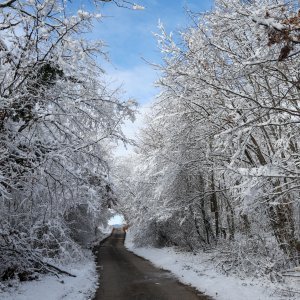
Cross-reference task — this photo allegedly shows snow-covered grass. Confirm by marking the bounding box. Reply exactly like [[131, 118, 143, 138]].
[[125, 231, 300, 300], [0, 251, 98, 300]]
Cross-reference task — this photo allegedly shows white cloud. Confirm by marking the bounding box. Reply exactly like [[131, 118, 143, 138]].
[[123, 104, 151, 139], [103, 63, 158, 156], [115, 103, 151, 156], [104, 63, 160, 104]]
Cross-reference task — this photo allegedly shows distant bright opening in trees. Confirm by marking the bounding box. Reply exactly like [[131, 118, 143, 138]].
[[108, 214, 125, 226]]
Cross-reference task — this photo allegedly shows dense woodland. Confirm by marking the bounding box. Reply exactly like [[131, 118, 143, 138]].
[[0, 0, 135, 281], [115, 0, 300, 281], [1, 0, 300, 287]]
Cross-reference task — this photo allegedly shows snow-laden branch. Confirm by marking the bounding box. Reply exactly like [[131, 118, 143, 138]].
[[98, 0, 145, 10], [0, 0, 17, 8], [251, 15, 286, 31]]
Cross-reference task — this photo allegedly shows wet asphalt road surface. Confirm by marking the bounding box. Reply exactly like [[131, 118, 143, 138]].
[[93, 228, 212, 300]]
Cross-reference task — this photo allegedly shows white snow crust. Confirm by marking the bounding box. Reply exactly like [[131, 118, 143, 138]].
[[125, 231, 299, 300], [0, 253, 98, 300]]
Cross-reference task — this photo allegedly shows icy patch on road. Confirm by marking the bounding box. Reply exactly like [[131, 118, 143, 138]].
[[125, 231, 299, 300], [0, 251, 98, 300]]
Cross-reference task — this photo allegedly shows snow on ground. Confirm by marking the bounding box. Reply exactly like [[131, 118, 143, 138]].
[[0, 227, 114, 300], [0, 252, 97, 300], [125, 231, 299, 300], [0, 226, 113, 300]]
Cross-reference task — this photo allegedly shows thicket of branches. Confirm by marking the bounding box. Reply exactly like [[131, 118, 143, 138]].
[[115, 0, 300, 279], [0, 0, 135, 281]]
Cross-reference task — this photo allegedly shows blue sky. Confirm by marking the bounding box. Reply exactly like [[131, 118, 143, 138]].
[[71, 0, 213, 105], [94, 0, 213, 71], [70, 0, 214, 154]]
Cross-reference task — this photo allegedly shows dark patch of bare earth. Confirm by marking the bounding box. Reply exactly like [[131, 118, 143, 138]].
[[93, 228, 213, 300]]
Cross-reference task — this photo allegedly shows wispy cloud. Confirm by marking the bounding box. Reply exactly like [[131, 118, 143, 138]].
[[104, 63, 160, 104], [84, 0, 214, 155], [114, 103, 151, 156]]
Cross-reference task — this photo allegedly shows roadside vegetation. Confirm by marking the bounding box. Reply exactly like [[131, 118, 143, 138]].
[[0, 0, 136, 282], [115, 0, 300, 288]]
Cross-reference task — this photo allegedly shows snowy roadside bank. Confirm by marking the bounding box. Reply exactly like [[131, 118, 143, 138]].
[[0, 226, 113, 300], [0, 252, 97, 300], [125, 231, 299, 300]]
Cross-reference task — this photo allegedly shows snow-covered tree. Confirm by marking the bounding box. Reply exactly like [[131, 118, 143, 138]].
[[0, 0, 135, 280], [116, 0, 300, 279]]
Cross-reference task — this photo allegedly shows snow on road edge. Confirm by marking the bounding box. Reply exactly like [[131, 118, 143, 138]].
[[1, 251, 98, 300], [125, 231, 298, 300], [0, 226, 115, 300]]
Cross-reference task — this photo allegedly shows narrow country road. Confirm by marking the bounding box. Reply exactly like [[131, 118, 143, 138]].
[[93, 228, 212, 300]]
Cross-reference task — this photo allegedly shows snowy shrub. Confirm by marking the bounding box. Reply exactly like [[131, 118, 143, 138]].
[[215, 233, 287, 282]]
